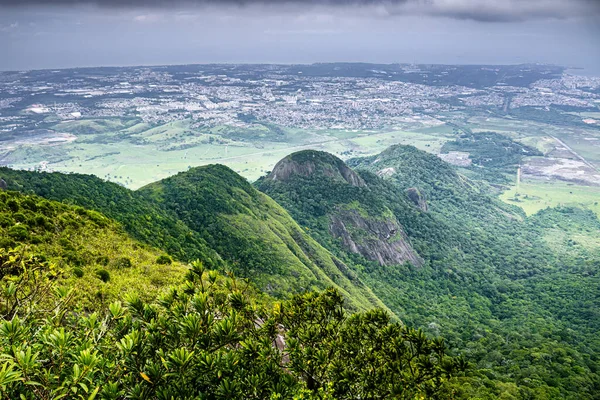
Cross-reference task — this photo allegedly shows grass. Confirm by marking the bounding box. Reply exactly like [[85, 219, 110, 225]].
[[347, 130, 448, 154], [513, 136, 557, 155], [500, 179, 600, 218], [544, 228, 600, 256], [466, 115, 565, 138], [7, 112, 599, 196], [5, 116, 455, 188]]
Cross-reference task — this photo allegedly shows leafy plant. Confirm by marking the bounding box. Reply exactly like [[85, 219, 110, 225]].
[[0, 260, 466, 399]]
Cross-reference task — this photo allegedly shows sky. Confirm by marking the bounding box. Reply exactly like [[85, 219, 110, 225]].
[[1, 0, 599, 74]]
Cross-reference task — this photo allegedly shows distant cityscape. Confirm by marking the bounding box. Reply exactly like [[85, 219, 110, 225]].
[[0, 63, 599, 190], [1, 63, 599, 136]]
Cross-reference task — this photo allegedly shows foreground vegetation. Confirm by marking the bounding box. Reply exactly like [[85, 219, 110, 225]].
[[0, 252, 466, 399]]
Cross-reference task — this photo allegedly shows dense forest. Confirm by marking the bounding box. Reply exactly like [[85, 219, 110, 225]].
[[0, 191, 465, 398], [1, 144, 599, 398], [259, 147, 600, 398]]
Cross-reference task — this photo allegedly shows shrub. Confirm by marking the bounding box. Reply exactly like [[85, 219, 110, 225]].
[[73, 267, 84, 278], [6, 199, 19, 212], [0, 237, 15, 249], [13, 213, 26, 223], [113, 257, 132, 269], [8, 225, 29, 241], [63, 250, 83, 267], [0, 270, 467, 399], [156, 255, 172, 265], [20, 198, 38, 211], [95, 269, 110, 282], [96, 256, 109, 266], [0, 214, 14, 227], [34, 215, 48, 228]]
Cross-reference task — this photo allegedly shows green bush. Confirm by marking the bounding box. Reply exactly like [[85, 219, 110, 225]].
[[95, 268, 110, 282], [7, 225, 29, 241], [20, 198, 38, 212], [12, 212, 26, 223], [156, 254, 172, 265], [34, 214, 48, 228], [73, 267, 84, 278], [0, 237, 15, 249], [6, 199, 19, 212], [0, 261, 466, 399], [96, 256, 109, 266], [113, 257, 132, 269], [0, 214, 13, 228]]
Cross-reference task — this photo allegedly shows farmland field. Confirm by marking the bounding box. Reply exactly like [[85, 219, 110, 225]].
[[3, 117, 454, 188], [501, 179, 600, 217]]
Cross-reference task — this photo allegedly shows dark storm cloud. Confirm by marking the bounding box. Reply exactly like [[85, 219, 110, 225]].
[[0, 0, 598, 23]]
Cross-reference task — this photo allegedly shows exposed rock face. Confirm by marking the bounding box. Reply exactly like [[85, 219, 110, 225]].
[[268, 150, 367, 188], [406, 187, 428, 212], [376, 167, 396, 178], [329, 208, 423, 267], [0, 179, 6, 190]]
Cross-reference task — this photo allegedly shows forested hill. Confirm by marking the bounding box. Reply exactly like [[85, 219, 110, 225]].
[[258, 146, 600, 399], [0, 166, 221, 266], [136, 164, 387, 311], [0, 179, 466, 399], [257, 150, 425, 267], [0, 164, 387, 312], [1, 144, 599, 398]]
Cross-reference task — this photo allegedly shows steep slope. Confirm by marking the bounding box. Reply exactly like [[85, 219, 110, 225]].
[[0, 166, 388, 313], [0, 167, 221, 266], [258, 150, 422, 268], [260, 146, 600, 399], [0, 190, 187, 311], [136, 164, 388, 312]]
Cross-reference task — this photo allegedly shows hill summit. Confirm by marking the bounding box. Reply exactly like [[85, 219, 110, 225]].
[[267, 150, 366, 188], [258, 150, 423, 267]]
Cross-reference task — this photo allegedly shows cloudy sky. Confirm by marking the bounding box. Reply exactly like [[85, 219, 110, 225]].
[[1, 0, 599, 73]]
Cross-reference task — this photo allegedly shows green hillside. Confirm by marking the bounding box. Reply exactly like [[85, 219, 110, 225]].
[[0, 189, 464, 399], [137, 164, 388, 312], [2, 145, 599, 398], [0, 190, 187, 312], [257, 150, 425, 268], [0, 165, 387, 313], [260, 146, 600, 399], [0, 167, 222, 267]]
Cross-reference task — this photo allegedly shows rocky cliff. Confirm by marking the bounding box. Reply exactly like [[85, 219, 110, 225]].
[[406, 187, 428, 211], [329, 206, 423, 267]]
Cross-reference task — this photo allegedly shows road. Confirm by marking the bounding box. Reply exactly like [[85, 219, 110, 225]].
[[550, 135, 598, 172]]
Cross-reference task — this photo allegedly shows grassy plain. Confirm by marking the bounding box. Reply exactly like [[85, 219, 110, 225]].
[[5, 117, 451, 188], [501, 179, 600, 218]]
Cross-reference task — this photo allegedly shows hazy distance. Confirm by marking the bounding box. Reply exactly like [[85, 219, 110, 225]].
[[1, 0, 599, 74]]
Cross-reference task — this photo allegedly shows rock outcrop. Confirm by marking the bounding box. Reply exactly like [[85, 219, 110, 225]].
[[329, 207, 423, 267], [0, 179, 6, 190], [268, 150, 367, 188], [406, 187, 428, 211]]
